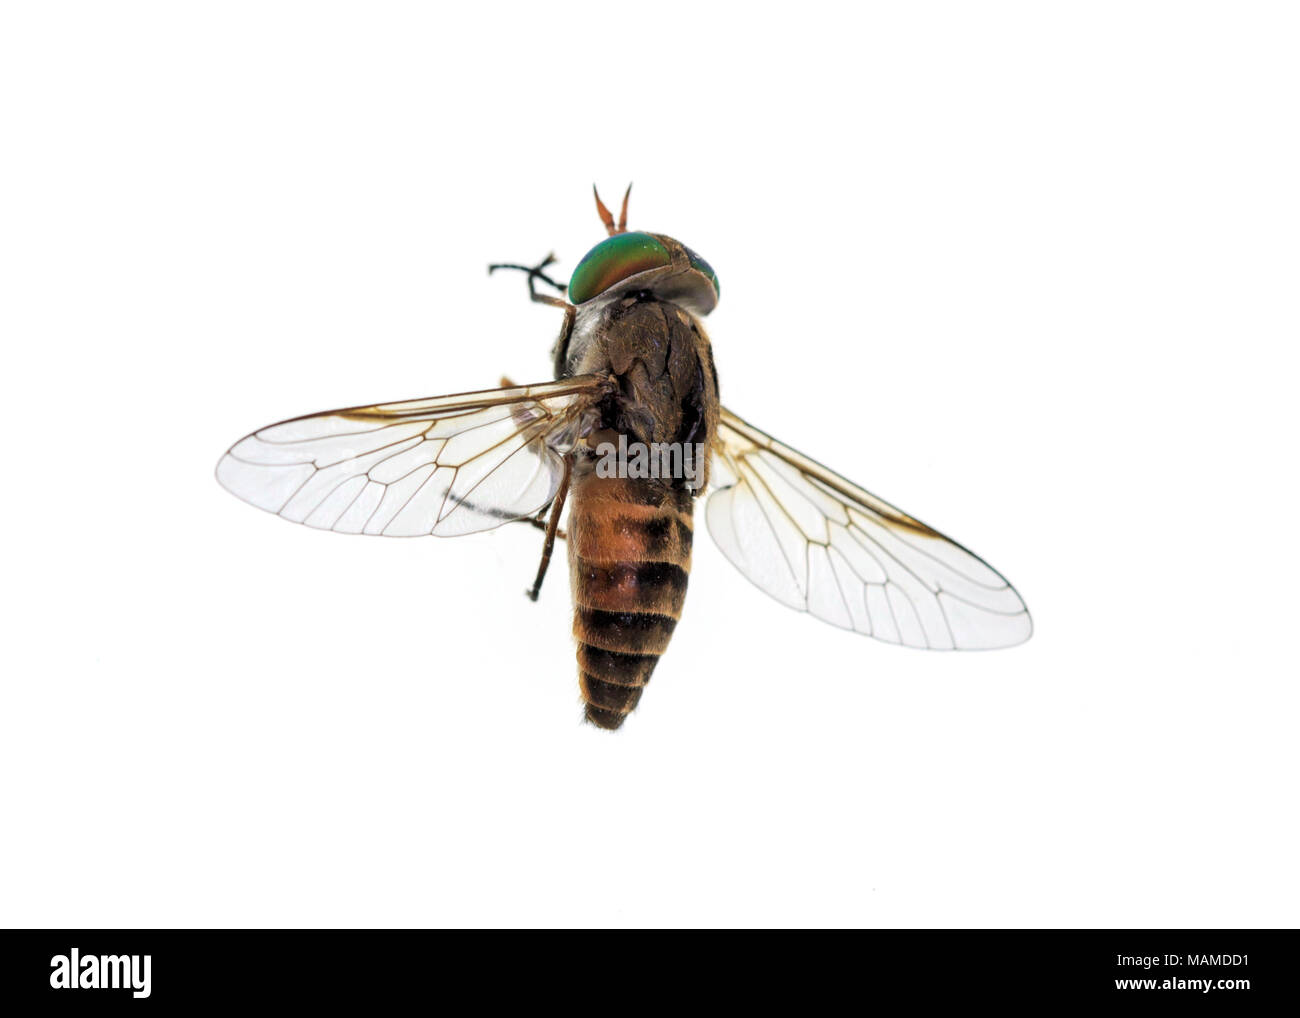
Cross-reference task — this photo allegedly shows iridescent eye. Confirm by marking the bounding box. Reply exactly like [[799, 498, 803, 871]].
[[567, 232, 671, 304], [683, 245, 720, 299]]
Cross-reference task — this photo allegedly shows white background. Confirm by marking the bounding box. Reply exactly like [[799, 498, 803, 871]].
[[2, 2, 1296, 928]]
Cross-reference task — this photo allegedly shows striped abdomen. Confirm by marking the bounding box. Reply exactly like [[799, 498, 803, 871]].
[[568, 473, 693, 729]]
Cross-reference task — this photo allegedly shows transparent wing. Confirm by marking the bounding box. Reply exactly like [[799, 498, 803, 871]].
[[216, 375, 610, 537], [707, 408, 1031, 650]]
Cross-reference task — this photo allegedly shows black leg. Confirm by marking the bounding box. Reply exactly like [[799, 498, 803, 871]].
[[526, 455, 572, 602], [488, 252, 569, 304], [488, 253, 577, 377], [521, 511, 566, 541]]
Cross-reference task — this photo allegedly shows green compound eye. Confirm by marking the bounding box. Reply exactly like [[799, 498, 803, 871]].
[[683, 245, 720, 299], [567, 232, 671, 304]]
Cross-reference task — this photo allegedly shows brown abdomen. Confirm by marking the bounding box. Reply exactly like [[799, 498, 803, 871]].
[[568, 472, 693, 730]]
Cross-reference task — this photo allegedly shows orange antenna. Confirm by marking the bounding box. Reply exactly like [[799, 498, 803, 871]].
[[593, 183, 633, 236]]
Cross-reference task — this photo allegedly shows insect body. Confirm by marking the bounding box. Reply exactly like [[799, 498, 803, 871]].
[[560, 225, 719, 726], [217, 186, 1031, 729]]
